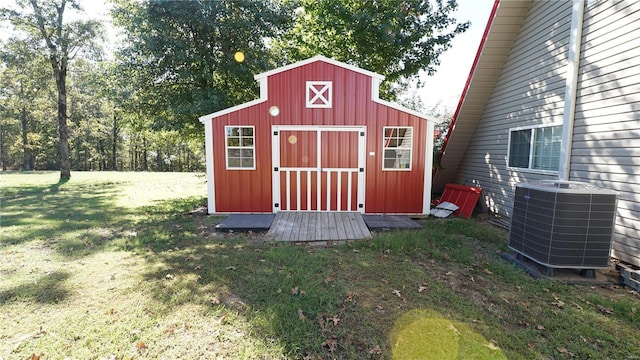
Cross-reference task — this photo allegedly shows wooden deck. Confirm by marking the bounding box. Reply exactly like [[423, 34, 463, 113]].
[[266, 212, 372, 242]]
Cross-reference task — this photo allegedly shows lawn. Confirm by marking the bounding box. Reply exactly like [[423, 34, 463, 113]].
[[1, 171, 639, 359]]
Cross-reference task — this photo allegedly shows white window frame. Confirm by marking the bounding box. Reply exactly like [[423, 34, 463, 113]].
[[225, 126, 256, 170], [306, 81, 332, 108], [382, 126, 413, 171], [506, 123, 562, 174]]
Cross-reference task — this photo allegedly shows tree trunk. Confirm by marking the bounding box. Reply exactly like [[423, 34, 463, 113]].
[[112, 112, 118, 170], [20, 106, 32, 171], [156, 149, 163, 171], [57, 71, 71, 180], [142, 137, 148, 171], [0, 123, 6, 171]]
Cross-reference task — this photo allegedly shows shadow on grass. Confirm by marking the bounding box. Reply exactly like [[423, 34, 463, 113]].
[[1, 179, 132, 257], [125, 199, 515, 358], [0, 270, 71, 304]]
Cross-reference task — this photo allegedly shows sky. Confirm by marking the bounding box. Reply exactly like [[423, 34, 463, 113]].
[[415, 0, 494, 111], [1, 0, 495, 112]]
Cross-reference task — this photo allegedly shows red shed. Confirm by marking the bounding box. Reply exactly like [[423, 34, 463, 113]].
[[199, 56, 434, 215]]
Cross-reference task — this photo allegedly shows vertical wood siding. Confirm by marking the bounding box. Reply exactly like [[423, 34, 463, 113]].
[[572, 0, 640, 266], [453, 1, 572, 215], [209, 60, 428, 214]]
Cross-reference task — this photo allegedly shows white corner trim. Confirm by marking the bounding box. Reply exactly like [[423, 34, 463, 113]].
[[203, 120, 216, 214], [423, 120, 434, 214], [558, 0, 585, 181]]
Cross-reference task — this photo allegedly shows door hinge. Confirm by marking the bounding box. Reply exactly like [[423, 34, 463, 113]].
[[359, 168, 364, 172], [358, 204, 363, 208], [274, 167, 279, 172], [274, 203, 279, 208], [360, 131, 365, 137], [273, 131, 278, 136]]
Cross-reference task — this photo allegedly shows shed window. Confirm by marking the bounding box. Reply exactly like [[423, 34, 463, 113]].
[[508, 124, 561, 172], [225, 126, 255, 170], [383, 127, 412, 170]]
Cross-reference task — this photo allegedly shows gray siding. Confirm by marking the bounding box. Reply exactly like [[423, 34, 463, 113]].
[[453, 1, 572, 215], [572, 0, 640, 266]]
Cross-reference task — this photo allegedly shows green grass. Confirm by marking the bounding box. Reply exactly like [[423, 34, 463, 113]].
[[1, 171, 639, 359]]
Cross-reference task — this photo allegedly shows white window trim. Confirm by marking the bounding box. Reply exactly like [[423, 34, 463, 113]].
[[506, 123, 562, 175], [225, 125, 256, 170], [382, 126, 413, 171], [306, 81, 332, 108]]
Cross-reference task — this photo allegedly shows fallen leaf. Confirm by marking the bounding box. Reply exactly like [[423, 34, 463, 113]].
[[165, 274, 174, 280], [551, 300, 565, 308], [297, 309, 306, 320], [331, 315, 340, 326], [291, 286, 299, 295], [369, 345, 382, 355], [300, 290, 307, 296], [557, 347, 574, 357], [136, 341, 148, 350], [219, 314, 228, 325], [445, 271, 453, 276], [484, 341, 500, 351], [322, 336, 338, 352], [537, 325, 546, 331], [29, 353, 43, 360], [482, 268, 494, 275], [597, 305, 614, 315], [194, 265, 202, 271], [448, 323, 461, 335], [418, 285, 427, 293], [225, 266, 237, 271], [392, 289, 402, 298]]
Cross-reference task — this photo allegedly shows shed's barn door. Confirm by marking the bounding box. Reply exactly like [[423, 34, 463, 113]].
[[272, 126, 365, 212]]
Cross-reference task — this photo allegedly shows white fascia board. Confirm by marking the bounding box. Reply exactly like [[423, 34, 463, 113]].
[[199, 77, 268, 123], [254, 55, 385, 82], [370, 78, 430, 120]]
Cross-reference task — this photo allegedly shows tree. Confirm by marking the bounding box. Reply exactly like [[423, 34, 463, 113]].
[[0, 38, 54, 170], [2, 0, 103, 180], [111, 0, 295, 133], [272, 0, 469, 99]]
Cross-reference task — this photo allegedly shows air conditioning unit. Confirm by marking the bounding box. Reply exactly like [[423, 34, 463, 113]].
[[508, 180, 617, 271]]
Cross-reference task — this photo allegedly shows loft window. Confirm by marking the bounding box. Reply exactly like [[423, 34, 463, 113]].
[[225, 126, 255, 170], [508, 124, 562, 172], [383, 126, 412, 170], [306, 81, 332, 108]]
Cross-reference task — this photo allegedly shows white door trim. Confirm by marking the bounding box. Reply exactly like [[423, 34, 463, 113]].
[[272, 125, 366, 213]]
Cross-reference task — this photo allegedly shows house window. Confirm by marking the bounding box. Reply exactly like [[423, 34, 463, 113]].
[[508, 124, 562, 172], [383, 127, 412, 170], [225, 126, 255, 170], [306, 81, 332, 108]]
